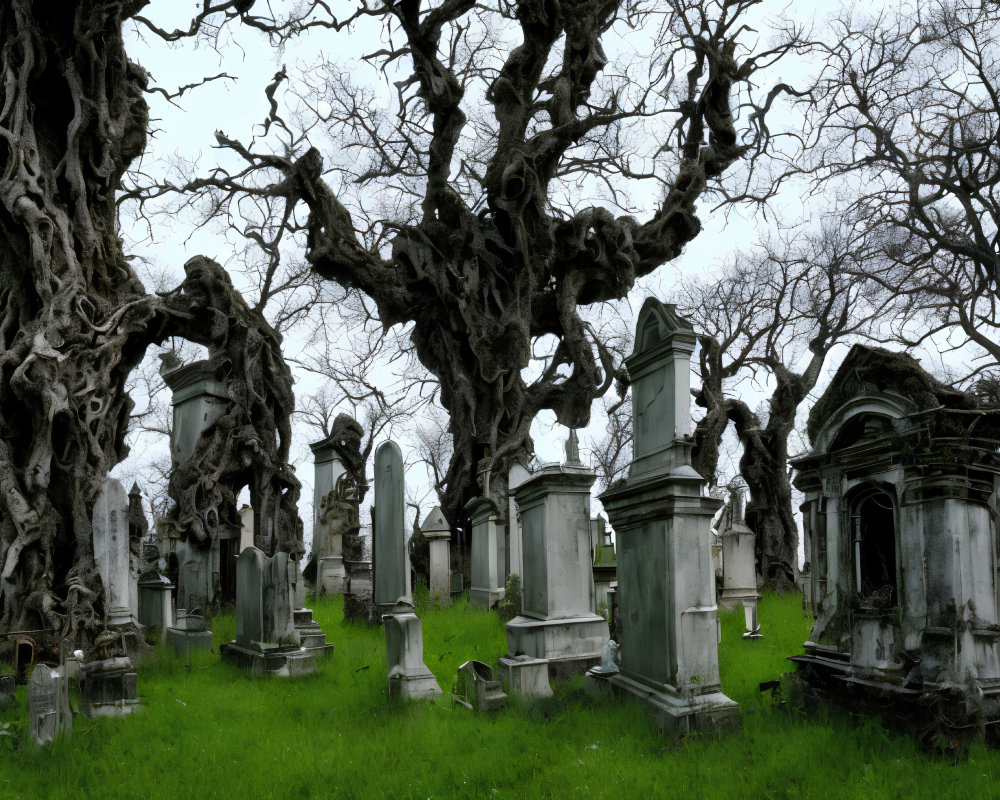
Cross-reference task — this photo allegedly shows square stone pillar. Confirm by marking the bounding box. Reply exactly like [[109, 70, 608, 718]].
[[93, 477, 136, 627], [600, 298, 738, 735], [422, 507, 452, 603], [466, 496, 504, 607], [505, 457, 609, 675]]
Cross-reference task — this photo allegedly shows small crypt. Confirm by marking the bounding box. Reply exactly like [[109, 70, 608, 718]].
[[791, 345, 1000, 732]]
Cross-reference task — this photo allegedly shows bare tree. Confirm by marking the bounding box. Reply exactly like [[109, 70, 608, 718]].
[[676, 222, 891, 590], [131, 0, 805, 536], [803, 0, 1000, 374]]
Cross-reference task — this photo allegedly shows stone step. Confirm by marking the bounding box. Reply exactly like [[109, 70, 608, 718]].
[[300, 632, 327, 649], [303, 642, 334, 659]]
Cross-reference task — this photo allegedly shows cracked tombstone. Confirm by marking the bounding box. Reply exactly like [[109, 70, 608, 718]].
[[373, 440, 411, 614], [28, 667, 71, 745]]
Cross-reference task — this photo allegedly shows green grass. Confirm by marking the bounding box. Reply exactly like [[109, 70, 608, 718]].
[[2, 591, 1000, 799]]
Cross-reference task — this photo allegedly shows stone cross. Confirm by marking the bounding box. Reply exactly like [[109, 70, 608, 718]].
[[93, 477, 136, 626], [373, 440, 411, 610]]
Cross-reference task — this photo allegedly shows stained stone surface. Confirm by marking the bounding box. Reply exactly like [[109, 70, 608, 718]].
[[80, 656, 141, 718], [28, 666, 71, 744], [600, 299, 738, 736], [383, 612, 442, 701], [497, 655, 553, 702], [373, 441, 411, 610], [421, 506, 452, 603], [466, 496, 504, 608], [505, 446, 609, 673], [454, 660, 506, 711], [92, 477, 136, 626], [234, 547, 297, 650]]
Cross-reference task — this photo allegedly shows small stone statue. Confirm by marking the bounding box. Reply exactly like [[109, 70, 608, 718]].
[[591, 639, 620, 676]]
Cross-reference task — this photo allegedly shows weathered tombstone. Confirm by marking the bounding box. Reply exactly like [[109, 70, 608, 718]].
[[383, 611, 442, 701], [453, 660, 506, 712], [127, 482, 147, 620], [373, 441, 411, 613], [163, 359, 237, 607], [507, 460, 532, 580], [164, 608, 213, 656], [0, 674, 17, 710], [791, 345, 1000, 732], [504, 434, 609, 676], [93, 477, 137, 626], [496, 654, 553, 702], [466, 496, 504, 608], [422, 506, 452, 604], [220, 547, 316, 676], [239, 504, 255, 553], [600, 299, 739, 735], [315, 474, 359, 595], [28, 666, 71, 744], [590, 516, 617, 617], [80, 656, 141, 718], [137, 572, 175, 630], [174, 538, 212, 619], [718, 487, 762, 638]]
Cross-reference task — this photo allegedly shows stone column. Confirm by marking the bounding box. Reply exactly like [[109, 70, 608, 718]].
[[600, 298, 738, 735], [93, 477, 135, 626], [164, 359, 229, 606], [374, 440, 411, 612], [467, 496, 504, 607], [504, 441, 609, 675], [421, 506, 452, 603]]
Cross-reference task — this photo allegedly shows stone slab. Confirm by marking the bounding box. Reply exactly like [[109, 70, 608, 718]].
[[608, 672, 740, 737]]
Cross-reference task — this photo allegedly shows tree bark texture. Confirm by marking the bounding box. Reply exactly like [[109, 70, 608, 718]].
[[0, 1, 300, 645], [251, 1, 775, 530]]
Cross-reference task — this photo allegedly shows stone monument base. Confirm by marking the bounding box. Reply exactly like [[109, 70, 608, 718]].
[[608, 672, 740, 737], [293, 608, 335, 659], [469, 585, 504, 608], [164, 627, 214, 656], [505, 613, 608, 676], [319, 556, 348, 595], [497, 655, 553, 702], [219, 642, 317, 677], [80, 657, 142, 718]]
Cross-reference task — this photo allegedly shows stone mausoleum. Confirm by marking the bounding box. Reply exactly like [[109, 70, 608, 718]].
[[791, 345, 1000, 732]]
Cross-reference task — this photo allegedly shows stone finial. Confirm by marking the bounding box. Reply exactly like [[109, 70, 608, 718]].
[[564, 429, 581, 465], [420, 506, 450, 540], [158, 349, 182, 376], [129, 481, 142, 498]]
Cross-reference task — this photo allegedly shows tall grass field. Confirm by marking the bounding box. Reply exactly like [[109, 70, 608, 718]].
[[2, 591, 999, 799]]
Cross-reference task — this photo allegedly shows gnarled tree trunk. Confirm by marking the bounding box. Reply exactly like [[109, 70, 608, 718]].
[[0, 1, 300, 647]]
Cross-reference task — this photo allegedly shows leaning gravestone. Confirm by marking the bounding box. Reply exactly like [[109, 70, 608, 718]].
[[600, 299, 738, 736], [373, 440, 411, 614], [28, 667, 71, 745], [92, 477, 136, 626]]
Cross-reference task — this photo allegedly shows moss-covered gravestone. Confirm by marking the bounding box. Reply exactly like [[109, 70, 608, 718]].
[[600, 299, 738, 736]]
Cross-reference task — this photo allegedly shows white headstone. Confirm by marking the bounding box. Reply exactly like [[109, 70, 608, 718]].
[[92, 477, 135, 626], [374, 441, 411, 609]]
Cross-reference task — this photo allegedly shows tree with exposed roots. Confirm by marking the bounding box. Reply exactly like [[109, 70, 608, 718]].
[[133, 0, 803, 545], [0, 1, 301, 646]]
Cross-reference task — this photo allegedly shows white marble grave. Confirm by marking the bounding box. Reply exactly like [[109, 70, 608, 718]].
[[600, 299, 739, 735], [92, 477, 136, 626]]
